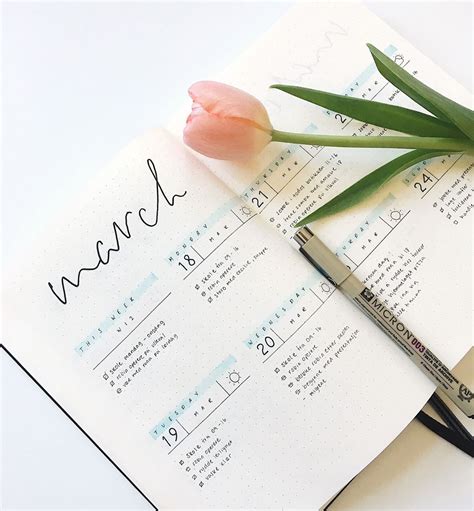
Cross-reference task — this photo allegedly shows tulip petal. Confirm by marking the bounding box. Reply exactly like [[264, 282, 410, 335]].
[[184, 109, 271, 161], [188, 81, 272, 133], [184, 80, 273, 160]]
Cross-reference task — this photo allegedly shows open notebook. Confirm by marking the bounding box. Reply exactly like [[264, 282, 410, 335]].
[[3, 3, 472, 509]]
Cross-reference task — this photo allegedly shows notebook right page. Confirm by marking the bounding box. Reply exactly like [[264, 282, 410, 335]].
[[168, 1, 472, 374]]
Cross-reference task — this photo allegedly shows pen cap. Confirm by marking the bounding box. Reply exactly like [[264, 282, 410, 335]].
[[294, 227, 352, 286]]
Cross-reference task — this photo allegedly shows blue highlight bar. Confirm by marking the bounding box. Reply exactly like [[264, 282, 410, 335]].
[[75, 272, 158, 356], [149, 354, 236, 438], [335, 194, 395, 256], [244, 272, 323, 349]]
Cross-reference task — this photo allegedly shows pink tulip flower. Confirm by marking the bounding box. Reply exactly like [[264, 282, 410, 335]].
[[183, 81, 273, 161]]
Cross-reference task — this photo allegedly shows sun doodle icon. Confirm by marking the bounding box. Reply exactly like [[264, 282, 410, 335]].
[[389, 208, 403, 222], [227, 370, 241, 385], [239, 206, 252, 217], [394, 54, 405, 65]]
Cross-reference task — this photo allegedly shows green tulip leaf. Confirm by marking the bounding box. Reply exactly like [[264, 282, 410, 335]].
[[294, 149, 450, 227], [367, 44, 474, 140], [270, 84, 465, 139]]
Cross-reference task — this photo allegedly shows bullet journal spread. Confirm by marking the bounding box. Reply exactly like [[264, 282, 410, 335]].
[[3, 3, 472, 509]]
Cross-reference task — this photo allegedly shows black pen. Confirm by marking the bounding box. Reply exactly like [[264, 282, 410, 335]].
[[294, 226, 474, 419]]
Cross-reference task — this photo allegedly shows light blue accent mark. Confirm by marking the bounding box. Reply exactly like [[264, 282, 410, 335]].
[[244, 272, 323, 349], [166, 197, 241, 263], [149, 354, 236, 438], [75, 272, 158, 356], [402, 157, 436, 186], [335, 194, 396, 256], [325, 44, 398, 115], [241, 123, 318, 200], [344, 45, 397, 96]]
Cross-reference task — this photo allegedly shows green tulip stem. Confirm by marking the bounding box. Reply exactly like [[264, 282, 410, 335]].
[[271, 130, 474, 153]]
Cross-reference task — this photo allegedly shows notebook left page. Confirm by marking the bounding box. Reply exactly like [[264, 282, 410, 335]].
[[4, 127, 387, 509], [2, 128, 297, 507]]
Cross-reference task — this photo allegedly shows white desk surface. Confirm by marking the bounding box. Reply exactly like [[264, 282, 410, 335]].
[[2, 2, 472, 509]]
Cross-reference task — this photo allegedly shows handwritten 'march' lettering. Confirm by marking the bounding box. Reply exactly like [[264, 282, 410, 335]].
[[48, 159, 187, 305]]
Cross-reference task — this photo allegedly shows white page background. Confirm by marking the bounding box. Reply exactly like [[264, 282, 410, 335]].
[[2, 2, 472, 509]]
